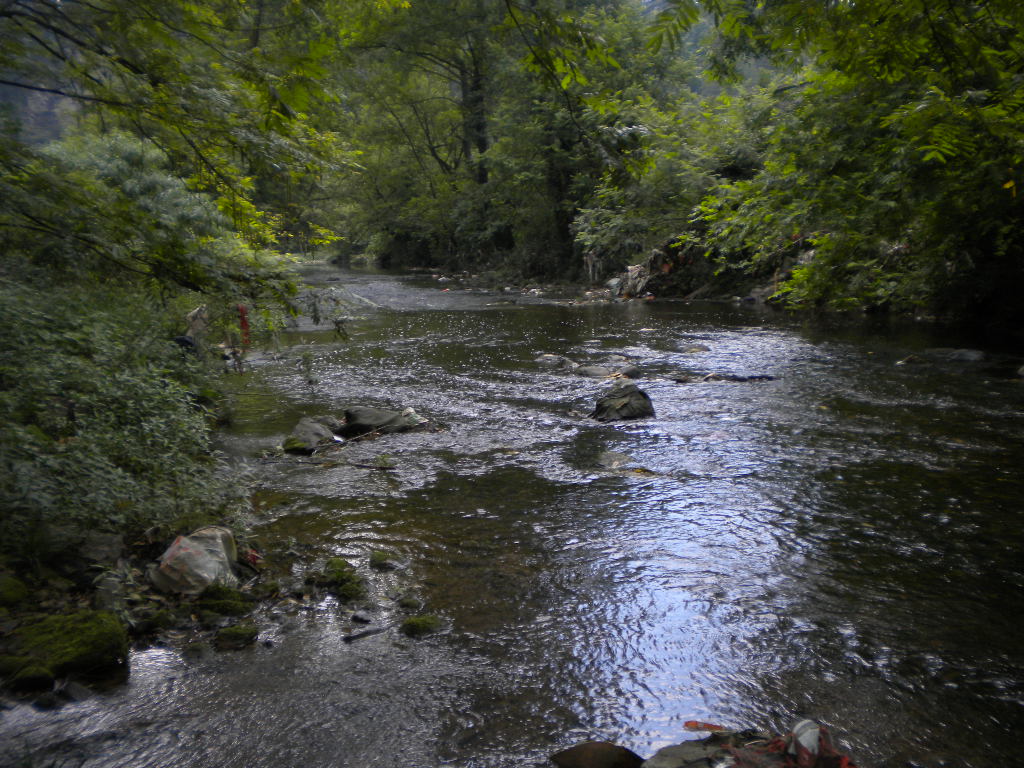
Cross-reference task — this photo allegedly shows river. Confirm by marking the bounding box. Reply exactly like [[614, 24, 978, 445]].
[[3, 267, 1023, 767]]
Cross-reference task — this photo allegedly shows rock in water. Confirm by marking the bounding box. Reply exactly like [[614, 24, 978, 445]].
[[536, 354, 578, 370], [338, 406, 428, 438], [596, 451, 635, 469], [576, 365, 615, 378], [589, 383, 654, 422], [551, 741, 645, 768], [617, 364, 642, 379], [283, 416, 337, 454]]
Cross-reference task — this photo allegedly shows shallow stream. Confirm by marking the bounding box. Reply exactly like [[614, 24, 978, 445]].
[[4, 267, 1024, 767]]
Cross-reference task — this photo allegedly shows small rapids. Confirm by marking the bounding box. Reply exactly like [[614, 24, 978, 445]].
[[3, 267, 1023, 768]]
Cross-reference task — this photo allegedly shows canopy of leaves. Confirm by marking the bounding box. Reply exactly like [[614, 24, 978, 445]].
[[653, 0, 1024, 323]]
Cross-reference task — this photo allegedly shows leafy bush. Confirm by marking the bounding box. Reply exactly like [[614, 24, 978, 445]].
[[0, 131, 270, 567], [0, 279, 249, 565]]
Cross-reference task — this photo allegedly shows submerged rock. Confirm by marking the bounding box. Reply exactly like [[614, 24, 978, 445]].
[[536, 354, 579, 370], [589, 383, 655, 422], [700, 373, 776, 383], [928, 347, 986, 363], [595, 451, 635, 470]]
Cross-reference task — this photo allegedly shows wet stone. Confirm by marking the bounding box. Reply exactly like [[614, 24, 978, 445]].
[[369, 550, 398, 571], [400, 615, 442, 638], [576, 365, 615, 378], [214, 623, 259, 650], [551, 741, 645, 768], [589, 383, 655, 422], [283, 416, 336, 455], [596, 451, 635, 470]]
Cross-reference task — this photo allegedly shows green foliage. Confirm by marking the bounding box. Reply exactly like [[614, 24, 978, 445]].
[[0, 278, 250, 561], [654, 0, 1024, 321], [1, 131, 294, 300], [322, 0, 708, 281]]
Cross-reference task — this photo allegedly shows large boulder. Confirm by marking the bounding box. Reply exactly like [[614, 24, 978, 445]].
[[338, 406, 428, 438], [589, 383, 654, 422], [283, 416, 337, 454]]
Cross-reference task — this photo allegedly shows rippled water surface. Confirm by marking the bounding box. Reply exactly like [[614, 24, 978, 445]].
[[4, 268, 1024, 767]]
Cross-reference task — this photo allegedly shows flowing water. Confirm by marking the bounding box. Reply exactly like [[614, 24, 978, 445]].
[[4, 267, 1024, 767]]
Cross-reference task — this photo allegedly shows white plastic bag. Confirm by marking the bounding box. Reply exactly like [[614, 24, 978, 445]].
[[148, 526, 238, 594]]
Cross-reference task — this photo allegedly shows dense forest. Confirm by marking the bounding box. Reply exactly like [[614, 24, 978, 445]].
[[2, 0, 1023, 554]]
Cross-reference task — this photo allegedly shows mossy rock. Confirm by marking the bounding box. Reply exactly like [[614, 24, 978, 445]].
[[0, 654, 33, 677], [322, 557, 357, 582], [198, 584, 249, 602], [196, 599, 250, 616], [334, 580, 366, 601], [214, 622, 259, 650], [400, 614, 442, 638], [396, 595, 422, 611], [130, 608, 176, 635], [196, 585, 251, 617], [13, 610, 127, 677], [368, 550, 397, 571], [10, 664, 55, 691], [282, 436, 316, 455], [198, 610, 226, 629], [0, 574, 29, 607], [315, 558, 366, 601]]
